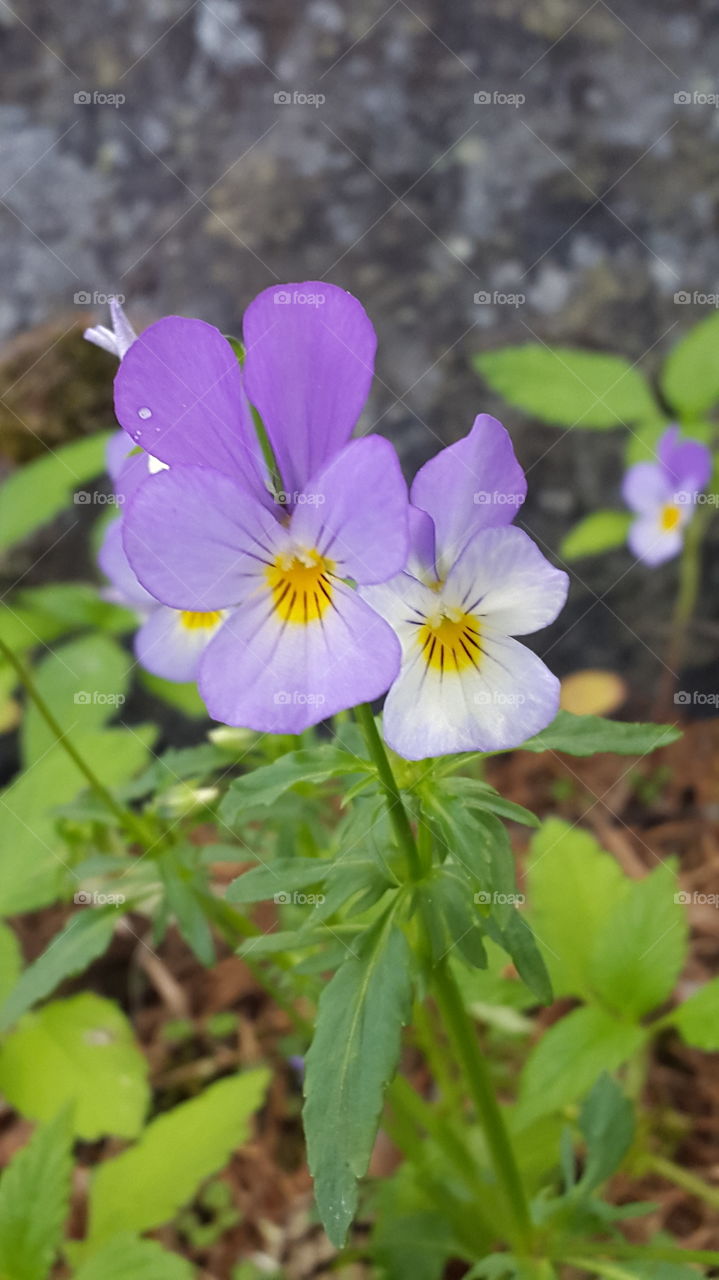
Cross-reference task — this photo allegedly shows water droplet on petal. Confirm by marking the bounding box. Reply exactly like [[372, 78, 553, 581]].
[[138, 406, 152, 420]]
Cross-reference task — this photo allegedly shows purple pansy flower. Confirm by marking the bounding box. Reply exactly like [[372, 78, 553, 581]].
[[622, 426, 712, 566], [115, 284, 409, 732], [362, 415, 569, 760]]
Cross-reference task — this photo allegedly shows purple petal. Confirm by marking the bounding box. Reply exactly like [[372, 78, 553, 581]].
[[98, 518, 155, 609], [445, 527, 569, 636], [123, 465, 282, 610], [621, 461, 671, 515], [198, 584, 401, 732], [242, 282, 376, 495], [628, 514, 683, 566], [658, 425, 712, 494], [135, 605, 225, 682], [407, 506, 437, 580], [288, 437, 408, 585], [114, 317, 268, 501], [410, 415, 527, 576]]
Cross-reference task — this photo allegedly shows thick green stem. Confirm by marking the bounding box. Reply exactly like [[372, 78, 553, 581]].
[[354, 703, 534, 1254], [643, 1152, 719, 1212], [0, 634, 155, 849]]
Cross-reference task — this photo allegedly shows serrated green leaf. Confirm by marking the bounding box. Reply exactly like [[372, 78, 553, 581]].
[[519, 710, 680, 756], [0, 909, 119, 1033], [473, 345, 657, 427], [0, 1109, 73, 1280], [220, 746, 367, 822], [0, 433, 111, 552], [441, 777, 539, 827], [226, 859, 335, 904], [0, 994, 149, 1139], [560, 511, 632, 560], [516, 1005, 646, 1127], [304, 916, 413, 1246], [84, 1068, 269, 1250], [576, 1074, 634, 1193], [72, 1233, 194, 1280], [22, 635, 132, 765], [526, 818, 628, 1000], [661, 312, 719, 415], [589, 862, 688, 1018], [669, 976, 719, 1049]]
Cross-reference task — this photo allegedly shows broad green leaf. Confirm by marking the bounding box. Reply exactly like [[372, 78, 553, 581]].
[[0, 924, 21, 1006], [0, 1109, 73, 1280], [519, 711, 680, 757], [473, 345, 657, 427], [227, 858, 335, 904], [589, 862, 688, 1018], [84, 1068, 269, 1249], [486, 908, 552, 1005], [0, 584, 133, 659], [0, 433, 111, 552], [670, 977, 719, 1049], [526, 819, 628, 1000], [621, 1265, 711, 1280], [0, 909, 119, 1032], [304, 917, 413, 1246], [560, 511, 632, 560], [220, 746, 367, 822], [22, 634, 132, 764], [123, 743, 228, 799], [576, 1074, 634, 1193], [0, 993, 149, 1139], [661, 312, 719, 416], [72, 1233, 193, 1280], [516, 1005, 646, 1127]]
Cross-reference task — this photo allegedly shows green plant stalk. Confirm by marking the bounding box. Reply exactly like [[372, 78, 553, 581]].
[[641, 1151, 719, 1211], [0, 634, 156, 850], [564, 1242, 719, 1267], [354, 702, 534, 1254]]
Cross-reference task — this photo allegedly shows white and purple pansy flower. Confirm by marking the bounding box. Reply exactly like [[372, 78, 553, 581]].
[[115, 285, 410, 732], [622, 426, 712, 567], [362, 415, 569, 760]]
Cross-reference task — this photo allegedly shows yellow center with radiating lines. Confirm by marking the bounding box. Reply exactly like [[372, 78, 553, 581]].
[[417, 607, 482, 674], [179, 610, 224, 630], [660, 504, 681, 532], [266, 549, 335, 625]]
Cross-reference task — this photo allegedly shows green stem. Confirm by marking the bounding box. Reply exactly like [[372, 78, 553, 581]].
[[354, 702, 534, 1254], [643, 1151, 719, 1212], [354, 703, 422, 879], [0, 634, 155, 849]]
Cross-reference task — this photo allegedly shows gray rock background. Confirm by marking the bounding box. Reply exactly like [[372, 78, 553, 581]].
[[2, 0, 719, 704]]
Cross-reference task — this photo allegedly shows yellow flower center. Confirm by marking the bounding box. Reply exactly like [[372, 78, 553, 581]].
[[660, 504, 681, 532], [266, 549, 335, 625], [179, 610, 224, 630], [418, 607, 482, 674]]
